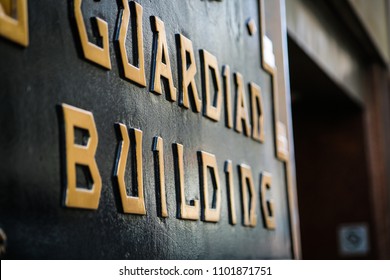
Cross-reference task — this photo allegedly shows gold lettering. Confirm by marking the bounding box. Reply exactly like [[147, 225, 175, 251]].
[[238, 164, 256, 227], [0, 0, 29, 46], [198, 151, 221, 222], [234, 72, 251, 136], [200, 49, 222, 122], [224, 160, 236, 225], [173, 143, 199, 220], [259, 0, 289, 161], [150, 16, 176, 101], [259, 0, 276, 75], [61, 104, 102, 209], [250, 82, 265, 143], [222, 65, 233, 129], [177, 34, 201, 112], [74, 0, 111, 69], [117, 1, 146, 86], [152, 136, 168, 218], [114, 123, 146, 215], [276, 121, 289, 161], [260, 172, 275, 229]]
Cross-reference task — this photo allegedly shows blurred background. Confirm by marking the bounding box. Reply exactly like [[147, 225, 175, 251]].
[[286, 0, 390, 259]]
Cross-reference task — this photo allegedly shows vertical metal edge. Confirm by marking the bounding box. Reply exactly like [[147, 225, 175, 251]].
[[279, 0, 302, 260]]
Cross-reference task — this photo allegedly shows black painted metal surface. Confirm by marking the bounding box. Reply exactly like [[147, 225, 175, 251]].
[[0, 0, 292, 259]]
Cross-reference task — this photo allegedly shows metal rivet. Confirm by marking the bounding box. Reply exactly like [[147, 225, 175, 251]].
[[0, 228, 7, 256], [246, 18, 257, 36]]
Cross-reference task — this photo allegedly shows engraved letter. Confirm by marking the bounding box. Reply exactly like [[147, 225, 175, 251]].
[[222, 65, 233, 129], [238, 164, 257, 227], [173, 143, 199, 220], [0, 0, 29, 46], [177, 34, 201, 112], [260, 172, 275, 229], [234, 73, 251, 136], [114, 123, 146, 215], [200, 49, 222, 122], [116, 0, 146, 86], [150, 16, 176, 101], [61, 104, 102, 209], [74, 0, 111, 69], [224, 160, 237, 225], [250, 82, 265, 143], [152, 136, 168, 218], [198, 151, 221, 222]]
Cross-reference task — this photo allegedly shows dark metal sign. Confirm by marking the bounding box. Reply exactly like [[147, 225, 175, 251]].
[[0, 0, 300, 259]]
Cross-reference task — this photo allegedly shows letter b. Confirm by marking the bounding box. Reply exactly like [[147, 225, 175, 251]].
[[61, 104, 102, 209]]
